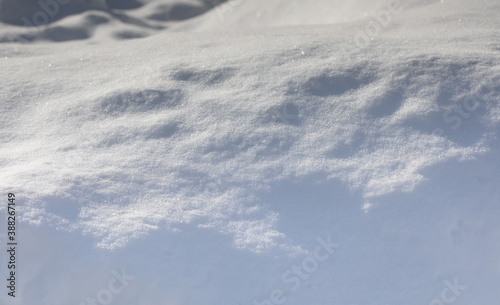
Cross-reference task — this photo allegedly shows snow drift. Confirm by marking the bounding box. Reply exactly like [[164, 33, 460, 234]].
[[1, 0, 500, 304]]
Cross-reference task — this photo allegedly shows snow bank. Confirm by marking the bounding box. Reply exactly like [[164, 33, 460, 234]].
[[0, 0, 500, 304], [1, 0, 484, 42]]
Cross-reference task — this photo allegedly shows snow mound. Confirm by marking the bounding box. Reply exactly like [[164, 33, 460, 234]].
[[0, 0, 108, 25], [1, 0, 484, 42], [1, 0, 500, 304]]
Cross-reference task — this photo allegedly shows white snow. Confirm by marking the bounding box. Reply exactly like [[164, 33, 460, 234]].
[[1, 0, 500, 304]]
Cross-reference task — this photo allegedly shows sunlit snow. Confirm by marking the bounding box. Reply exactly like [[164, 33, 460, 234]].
[[1, 0, 499, 304]]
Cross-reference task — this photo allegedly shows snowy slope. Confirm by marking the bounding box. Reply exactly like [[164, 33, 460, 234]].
[[2, 0, 489, 42], [1, 0, 500, 305]]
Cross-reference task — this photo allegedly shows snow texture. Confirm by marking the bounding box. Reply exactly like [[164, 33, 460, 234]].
[[1, 0, 500, 304]]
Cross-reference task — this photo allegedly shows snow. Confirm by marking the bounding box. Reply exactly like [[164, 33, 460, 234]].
[[1, 0, 500, 304]]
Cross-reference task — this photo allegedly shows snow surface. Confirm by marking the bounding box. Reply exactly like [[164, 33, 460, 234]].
[[1, 0, 500, 304]]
